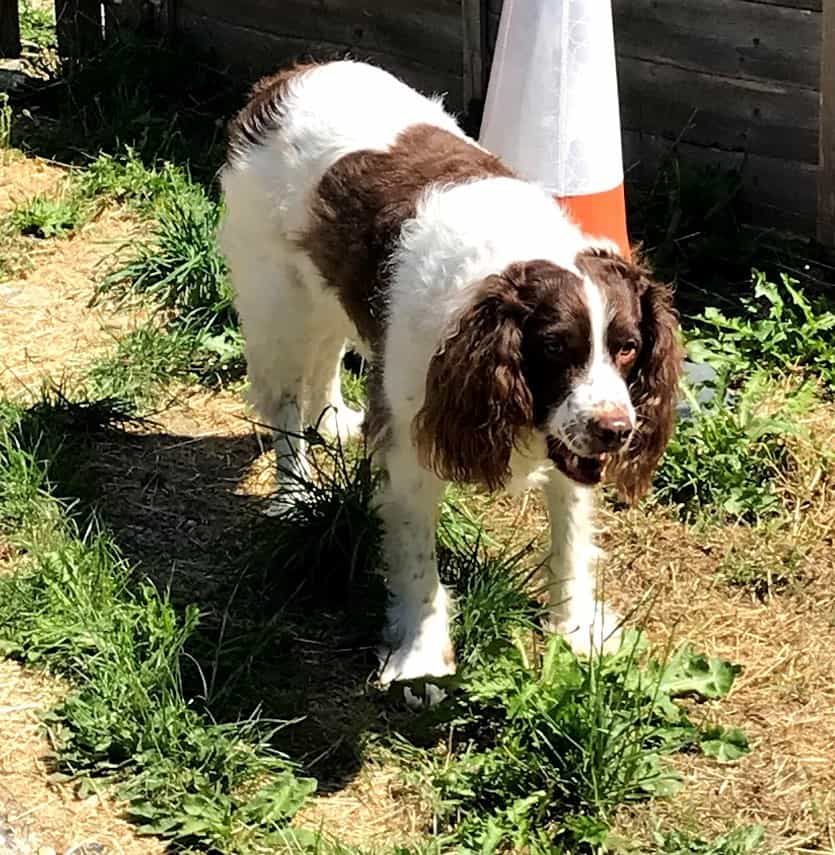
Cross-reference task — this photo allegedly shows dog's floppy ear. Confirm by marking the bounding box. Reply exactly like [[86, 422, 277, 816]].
[[412, 266, 538, 491], [578, 248, 684, 503]]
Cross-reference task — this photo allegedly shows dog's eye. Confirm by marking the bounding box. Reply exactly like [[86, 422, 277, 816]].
[[616, 341, 639, 365], [543, 338, 563, 357]]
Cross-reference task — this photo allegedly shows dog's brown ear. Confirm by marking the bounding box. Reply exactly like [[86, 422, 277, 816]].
[[412, 269, 536, 491], [578, 249, 684, 503]]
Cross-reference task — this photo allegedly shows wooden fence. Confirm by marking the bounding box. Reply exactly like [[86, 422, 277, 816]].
[[51, 0, 835, 244]]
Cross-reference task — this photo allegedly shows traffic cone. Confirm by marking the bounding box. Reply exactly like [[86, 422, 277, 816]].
[[479, 0, 631, 259]]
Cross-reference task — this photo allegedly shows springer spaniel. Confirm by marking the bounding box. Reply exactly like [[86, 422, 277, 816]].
[[219, 61, 683, 685]]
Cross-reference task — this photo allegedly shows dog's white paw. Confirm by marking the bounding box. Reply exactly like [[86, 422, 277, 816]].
[[317, 405, 364, 441], [547, 606, 623, 657], [378, 635, 456, 686]]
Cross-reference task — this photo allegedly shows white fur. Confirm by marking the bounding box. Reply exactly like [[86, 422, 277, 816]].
[[220, 61, 624, 686], [547, 278, 636, 456]]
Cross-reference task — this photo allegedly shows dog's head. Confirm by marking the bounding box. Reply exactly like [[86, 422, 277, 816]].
[[412, 249, 684, 501]]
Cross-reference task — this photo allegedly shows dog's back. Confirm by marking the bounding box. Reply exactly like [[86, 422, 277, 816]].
[[221, 61, 465, 241]]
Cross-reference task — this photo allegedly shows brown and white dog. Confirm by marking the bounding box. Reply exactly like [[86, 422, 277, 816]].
[[219, 61, 683, 685]]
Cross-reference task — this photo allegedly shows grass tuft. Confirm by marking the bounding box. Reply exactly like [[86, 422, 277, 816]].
[[7, 188, 91, 238], [77, 147, 195, 214], [97, 185, 234, 333], [421, 628, 746, 853], [86, 323, 244, 410], [655, 372, 816, 521], [0, 398, 317, 852]]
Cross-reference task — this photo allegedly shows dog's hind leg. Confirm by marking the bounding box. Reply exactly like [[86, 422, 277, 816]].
[[304, 296, 365, 442]]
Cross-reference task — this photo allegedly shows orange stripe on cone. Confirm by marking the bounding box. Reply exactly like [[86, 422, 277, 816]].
[[556, 183, 631, 261]]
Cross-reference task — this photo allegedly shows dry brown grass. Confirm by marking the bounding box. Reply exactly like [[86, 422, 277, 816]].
[[0, 157, 145, 396]]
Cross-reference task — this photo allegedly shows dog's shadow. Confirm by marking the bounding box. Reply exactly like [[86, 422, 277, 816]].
[[17, 401, 417, 792]]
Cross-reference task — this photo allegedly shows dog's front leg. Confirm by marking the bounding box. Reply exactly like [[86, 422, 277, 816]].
[[544, 471, 621, 655], [377, 433, 454, 685]]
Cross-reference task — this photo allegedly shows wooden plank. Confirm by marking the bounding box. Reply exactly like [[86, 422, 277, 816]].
[[180, 0, 461, 74], [104, 0, 175, 38], [461, 0, 484, 112], [619, 56, 819, 163], [749, 0, 821, 9], [819, 0, 835, 244], [0, 0, 21, 58], [622, 129, 818, 233], [178, 10, 464, 110], [613, 0, 821, 90], [157, 0, 176, 33], [55, 0, 103, 57]]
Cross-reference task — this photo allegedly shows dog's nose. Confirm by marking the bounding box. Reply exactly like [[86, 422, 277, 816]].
[[589, 410, 633, 451]]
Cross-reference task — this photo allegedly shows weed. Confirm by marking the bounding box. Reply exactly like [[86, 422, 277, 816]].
[[655, 372, 815, 521], [440, 536, 541, 668], [423, 629, 746, 853], [19, 0, 56, 50], [687, 272, 835, 394], [0, 93, 12, 155], [629, 156, 754, 297], [86, 323, 244, 410], [97, 186, 234, 333], [254, 428, 384, 608], [86, 324, 201, 409], [717, 535, 803, 601], [77, 147, 194, 214], [0, 400, 317, 852], [655, 825, 765, 855], [7, 188, 91, 238]]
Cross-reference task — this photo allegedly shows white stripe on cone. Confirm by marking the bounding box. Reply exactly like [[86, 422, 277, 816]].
[[480, 0, 625, 198]]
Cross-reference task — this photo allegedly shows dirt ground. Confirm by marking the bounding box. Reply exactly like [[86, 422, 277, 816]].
[[1, 152, 835, 854]]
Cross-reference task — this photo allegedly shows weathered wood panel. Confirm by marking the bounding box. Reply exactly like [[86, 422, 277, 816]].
[[618, 56, 819, 163], [820, 0, 835, 243], [104, 0, 175, 37], [0, 0, 21, 58], [461, 0, 485, 111], [55, 0, 103, 57], [178, 10, 464, 110], [181, 0, 461, 74], [614, 0, 820, 88], [623, 130, 818, 233], [752, 0, 821, 9]]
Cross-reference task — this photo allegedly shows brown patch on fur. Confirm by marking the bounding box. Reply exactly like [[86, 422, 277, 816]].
[[413, 261, 582, 492], [300, 123, 515, 347], [227, 63, 319, 160], [576, 248, 685, 503]]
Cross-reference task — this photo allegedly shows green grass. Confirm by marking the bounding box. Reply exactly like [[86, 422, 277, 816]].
[[86, 323, 244, 410], [654, 371, 815, 522], [19, 0, 56, 50], [0, 387, 753, 854], [7, 188, 91, 238], [97, 185, 234, 333], [415, 626, 746, 854], [651, 271, 833, 523], [78, 147, 196, 215], [655, 825, 765, 855], [0, 400, 316, 853], [687, 272, 835, 394]]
